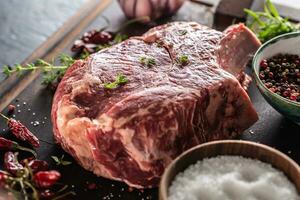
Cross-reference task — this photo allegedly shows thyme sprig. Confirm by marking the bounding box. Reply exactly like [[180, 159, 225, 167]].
[[2, 54, 75, 85]]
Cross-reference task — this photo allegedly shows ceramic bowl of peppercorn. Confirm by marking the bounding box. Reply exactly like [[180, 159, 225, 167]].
[[253, 31, 300, 124]]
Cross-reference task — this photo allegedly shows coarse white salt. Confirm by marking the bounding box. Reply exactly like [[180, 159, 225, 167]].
[[168, 156, 300, 200]]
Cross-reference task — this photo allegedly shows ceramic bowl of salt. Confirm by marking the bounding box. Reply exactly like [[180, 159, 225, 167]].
[[159, 140, 300, 200]]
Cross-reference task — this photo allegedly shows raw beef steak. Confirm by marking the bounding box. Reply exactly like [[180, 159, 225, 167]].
[[52, 22, 260, 188]]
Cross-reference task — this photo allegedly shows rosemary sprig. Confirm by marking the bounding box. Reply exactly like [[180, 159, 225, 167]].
[[244, 0, 298, 43], [104, 74, 128, 89]]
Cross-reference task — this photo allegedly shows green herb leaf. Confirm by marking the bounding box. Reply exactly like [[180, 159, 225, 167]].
[[266, 0, 279, 18], [51, 156, 60, 163], [79, 49, 91, 60], [51, 155, 72, 166], [178, 30, 187, 35], [58, 54, 75, 66], [140, 56, 156, 67], [244, 9, 265, 27], [140, 56, 146, 65], [245, 0, 298, 43], [2, 65, 12, 76], [177, 55, 189, 66], [35, 59, 50, 67], [147, 58, 156, 66], [113, 33, 128, 44], [104, 73, 128, 89]]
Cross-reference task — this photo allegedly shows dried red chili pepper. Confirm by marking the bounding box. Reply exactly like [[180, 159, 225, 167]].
[[0, 113, 40, 148], [8, 118, 40, 148], [0, 137, 16, 150], [71, 31, 130, 57], [87, 182, 97, 190], [86, 30, 113, 44], [0, 137, 37, 157], [71, 30, 113, 53], [0, 170, 9, 187], [4, 152, 24, 175], [28, 160, 49, 173], [33, 170, 61, 188]]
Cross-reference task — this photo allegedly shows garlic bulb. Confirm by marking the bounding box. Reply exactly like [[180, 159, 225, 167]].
[[118, 0, 185, 21]]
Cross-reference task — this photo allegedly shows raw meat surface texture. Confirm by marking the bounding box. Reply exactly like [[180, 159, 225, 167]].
[[51, 22, 260, 188]]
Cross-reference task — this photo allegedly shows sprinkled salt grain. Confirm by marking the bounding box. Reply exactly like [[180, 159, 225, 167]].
[[33, 121, 40, 127], [168, 156, 300, 200]]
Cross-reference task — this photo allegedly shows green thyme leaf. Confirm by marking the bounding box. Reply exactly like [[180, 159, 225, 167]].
[[51, 156, 60, 163], [58, 54, 75, 66], [140, 56, 146, 65], [113, 33, 128, 44], [51, 155, 72, 166], [140, 56, 156, 67], [35, 59, 50, 67], [104, 73, 128, 89], [79, 49, 91, 60], [3, 65, 12, 76], [147, 58, 156, 66], [178, 30, 187, 35], [177, 55, 189, 66]]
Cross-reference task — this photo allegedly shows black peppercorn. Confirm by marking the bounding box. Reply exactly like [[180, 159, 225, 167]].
[[259, 53, 300, 102]]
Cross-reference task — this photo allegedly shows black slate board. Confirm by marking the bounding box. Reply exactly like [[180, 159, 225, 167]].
[[0, 1, 299, 200]]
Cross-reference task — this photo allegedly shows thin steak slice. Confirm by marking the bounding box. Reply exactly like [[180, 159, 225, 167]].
[[51, 22, 260, 188]]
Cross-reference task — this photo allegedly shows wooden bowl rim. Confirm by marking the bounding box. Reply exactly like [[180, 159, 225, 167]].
[[159, 140, 300, 200]]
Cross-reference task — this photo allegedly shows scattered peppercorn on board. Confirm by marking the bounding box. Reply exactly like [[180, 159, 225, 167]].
[[0, 1, 299, 200]]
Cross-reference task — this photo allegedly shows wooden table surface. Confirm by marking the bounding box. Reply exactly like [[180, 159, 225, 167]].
[[0, 1, 299, 200]]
